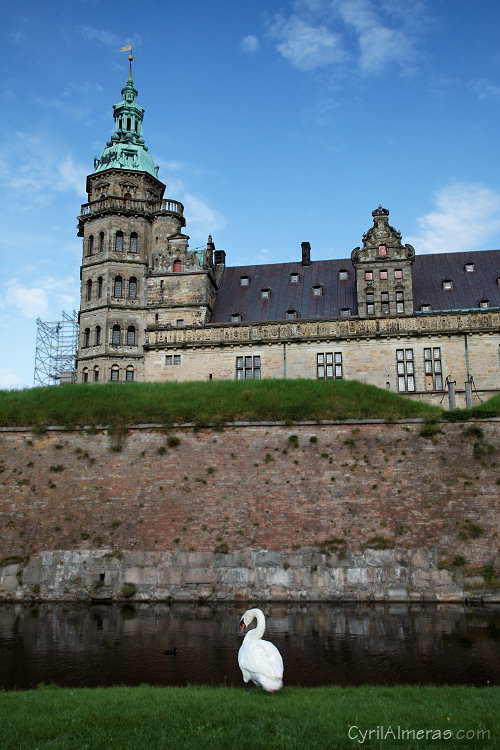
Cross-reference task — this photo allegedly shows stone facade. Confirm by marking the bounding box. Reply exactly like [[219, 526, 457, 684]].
[[75, 70, 500, 405]]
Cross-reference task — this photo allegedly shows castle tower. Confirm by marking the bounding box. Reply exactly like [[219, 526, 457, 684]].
[[351, 206, 415, 318], [76, 56, 218, 383]]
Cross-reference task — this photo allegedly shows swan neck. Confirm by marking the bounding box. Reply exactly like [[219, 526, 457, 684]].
[[245, 608, 266, 640]]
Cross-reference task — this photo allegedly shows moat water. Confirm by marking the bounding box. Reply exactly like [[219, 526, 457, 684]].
[[1, 602, 499, 690]]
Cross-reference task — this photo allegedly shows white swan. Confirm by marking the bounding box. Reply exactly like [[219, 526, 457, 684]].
[[238, 608, 284, 693]]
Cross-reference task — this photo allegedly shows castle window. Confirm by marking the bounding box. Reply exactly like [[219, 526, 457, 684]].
[[317, 352, 343, 379], [340, 308, 350, 317], [111, 324, 121, 345], [420, 303, 431, 312], [97, 277, 103, 298], [165, 355, 181, 366], [396, 291, 404, 314], [173, 260, 182, 272], [231, 313, 242, 323], [174, 355, 181, 365], [99, 232, 105, 252], [88, 235, 94, 256], [86, 279, 92, 301], [394, 269, 403, 279], [95, 326, 101, 346], [365, 271, 373, 281], [236, 355, 261, 379], [82, 368, 89, 383], [378, 245, 387, 257], [465, 263, 475, 272], [479, 299, 490, 309], [312, 285, 323, 296], [83, 328, 91, 348], [366, 292, 375, 315], [290, 273, 300, 284], [115, 231, 124, 252], [240, 276, 250, 286], [130, 232, 138, 253], [127, 325, 136, 345], [260, 288, 270, 299], [110, 365, 120, 381], [176, 319, 184, 327], [285, 309, 298, 319], [129, 277, 137, 299], [93, 366, 99, 382], [379, 270, 388, 280], [113, 276, 123, 298], [442, 279, 453, 290], [381, 291, 389, 314], [424, 347, 443, 391], [338, 269, 349, 280], [396, 349, 415, 392], [125, 366, 134, 382]]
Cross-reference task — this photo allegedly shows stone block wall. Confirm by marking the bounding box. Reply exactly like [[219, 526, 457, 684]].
[[0, 421, 498, 601]]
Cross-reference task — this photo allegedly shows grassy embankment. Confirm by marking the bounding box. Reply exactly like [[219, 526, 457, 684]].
[[2, 378, 496, 428], [0, 684, 497, 750]]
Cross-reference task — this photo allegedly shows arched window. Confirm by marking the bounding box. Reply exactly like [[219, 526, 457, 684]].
[[127, 325, 136, 345], [110, 364, 120, 381], [82, 368, 89, 383], [130, 232, 138, 253], [97, 276, 103, 298], [86, 279, 92, 301], [123, 192, 132, 208], [115, 231, 124, 252], [173, 259, 183, 272], [129, 277, 137, 299], [88, 235, 94, 256], [111, 324, 121, 345], [113, 275, 123, 297], [125, 366, 135, 381], [95, 325, 101, 346], [83, 328, 91, 347], [93, 366, 100, 382], [99, 232, 105, 252]]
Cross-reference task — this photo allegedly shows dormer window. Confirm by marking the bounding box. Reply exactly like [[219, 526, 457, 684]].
[[464, 263, 475, 272], [378, 244, 387, 257], [240, 275, 250, 287], [340, 308, 351, 317], [231, 313, 242, 323], [312, 285, 323, 297], [479, 299, 490, 309], [290, 273, 300, 284], [443, 279, 453, 290], [420, 303, 432, 312], [285, 309, 298, 319], [260, 288, 270, 299], [338, 269, 349, 280]]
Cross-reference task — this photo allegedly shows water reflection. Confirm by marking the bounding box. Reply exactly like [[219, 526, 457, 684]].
[[0, 602, 498, 690]]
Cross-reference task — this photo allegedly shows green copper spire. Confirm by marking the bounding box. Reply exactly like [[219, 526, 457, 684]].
[[93, 55, 159, 178]]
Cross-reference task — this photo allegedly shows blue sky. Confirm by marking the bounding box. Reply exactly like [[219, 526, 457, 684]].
[[2, 0, 500, 388]]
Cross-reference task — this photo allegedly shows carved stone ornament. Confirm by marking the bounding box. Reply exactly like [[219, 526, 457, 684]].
[[352, 206, 413, 263]]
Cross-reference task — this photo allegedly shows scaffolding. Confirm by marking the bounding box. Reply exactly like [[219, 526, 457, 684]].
[[33, 311, 79, 386]]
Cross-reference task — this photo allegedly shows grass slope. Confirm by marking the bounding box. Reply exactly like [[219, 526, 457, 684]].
[[0, 685, 497, 750], [0, 379, 443, 427]]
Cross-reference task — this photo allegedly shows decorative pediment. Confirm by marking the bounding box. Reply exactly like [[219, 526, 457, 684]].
[[351, 206, 415, 263]]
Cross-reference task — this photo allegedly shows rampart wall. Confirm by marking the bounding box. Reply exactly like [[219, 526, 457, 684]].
[[0, 422, 498, 602]]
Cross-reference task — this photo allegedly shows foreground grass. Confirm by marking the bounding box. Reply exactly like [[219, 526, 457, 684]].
[[0, 685, 497, 750], [0, 379, 442, 428]]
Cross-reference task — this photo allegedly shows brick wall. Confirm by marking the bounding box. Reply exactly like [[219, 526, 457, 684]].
[[1, 422, 498, 569]]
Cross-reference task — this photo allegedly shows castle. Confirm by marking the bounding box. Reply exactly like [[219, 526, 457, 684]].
[[77, 60, 500, 406]]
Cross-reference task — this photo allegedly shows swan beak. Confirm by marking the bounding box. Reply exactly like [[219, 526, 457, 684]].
[[239, 619, 246, 633]]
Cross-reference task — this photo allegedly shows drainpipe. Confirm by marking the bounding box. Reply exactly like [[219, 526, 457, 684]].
[[283, 342, 287, 379], [464, 333, 473, 408]]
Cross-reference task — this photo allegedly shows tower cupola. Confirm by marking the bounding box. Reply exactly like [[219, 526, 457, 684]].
[[93, 55, 159, 178]]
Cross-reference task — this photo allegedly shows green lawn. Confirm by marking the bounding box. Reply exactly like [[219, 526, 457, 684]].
[[0, 685, 497, 750], [0, 379, 446, 428]]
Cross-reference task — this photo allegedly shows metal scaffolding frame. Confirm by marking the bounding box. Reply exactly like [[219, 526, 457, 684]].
[[33, 311, 79, 386]]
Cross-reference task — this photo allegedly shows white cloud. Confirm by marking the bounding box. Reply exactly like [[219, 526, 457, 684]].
[[79, 26, 122, 48], [468, 78, 500, 102], [270, 15, 345, 71], [241, 35, 260, 53], [183, 193, 226, 236], [407, 182, 500, 253], [0, 367, 26, 389], [2, 276, 78, 320]]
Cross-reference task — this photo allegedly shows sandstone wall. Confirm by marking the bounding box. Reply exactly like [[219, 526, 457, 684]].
[[0, 421, 498, 601]]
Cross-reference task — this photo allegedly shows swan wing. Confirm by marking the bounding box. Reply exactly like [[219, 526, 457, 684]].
[[238, 638, 284, 681]]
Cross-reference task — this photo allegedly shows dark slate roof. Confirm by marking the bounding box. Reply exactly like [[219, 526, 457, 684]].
[[210, 259, 357, 324], [412, 249, 500, 311], [209, 249, 500, 324]]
